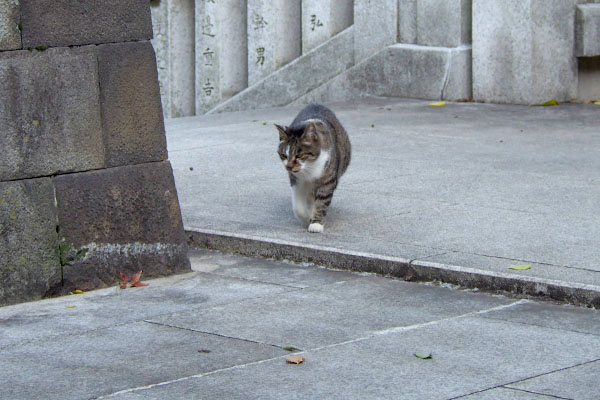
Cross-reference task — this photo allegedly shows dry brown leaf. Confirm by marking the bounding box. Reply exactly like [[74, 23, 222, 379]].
[[286, 355, 306, 364]]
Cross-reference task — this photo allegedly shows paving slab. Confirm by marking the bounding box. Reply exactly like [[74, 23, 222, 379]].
[[460, 387, 568, 399], [166, 98, 600, 306], [506, 360, 600, 400], [148, 275, 514, 349], [1, 250, 599, 399], [2, 321, 284, 400], [0, 269, 290, 349], [106, 311, 600, 400]]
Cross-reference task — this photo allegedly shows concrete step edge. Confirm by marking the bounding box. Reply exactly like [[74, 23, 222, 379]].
[[186, 228, 600, 308]]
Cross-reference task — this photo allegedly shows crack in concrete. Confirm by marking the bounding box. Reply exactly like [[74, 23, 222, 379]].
[[97, 299, 529, 399], [448, 358, 600, 400]]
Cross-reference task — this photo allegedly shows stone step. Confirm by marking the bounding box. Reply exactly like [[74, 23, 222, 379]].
[[294, 43, 472, 104], [188, 229, 600, 308], [208, 26, 354, 113]]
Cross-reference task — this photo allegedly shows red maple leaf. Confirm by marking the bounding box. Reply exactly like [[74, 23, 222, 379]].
[[119, 272, 129, 289], [119, 271, 149, 288], [130, 270, 149, 287]]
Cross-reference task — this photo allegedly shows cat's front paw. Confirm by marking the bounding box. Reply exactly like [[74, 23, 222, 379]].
[[308, 222, 324, 233]]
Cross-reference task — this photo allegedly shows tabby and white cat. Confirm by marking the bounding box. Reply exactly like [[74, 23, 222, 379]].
[[275, 104, 351, 233]]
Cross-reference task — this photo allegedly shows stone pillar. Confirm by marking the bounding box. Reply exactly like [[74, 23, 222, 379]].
[[416, 0, 471, 47], [151, 0, 196, 118], [354, 0, 398, 61], [301, 0, 353, 54], [473, 0, 579, 104], [196, 0, 247, 114], [247, 0, 301, 86], [576, 4, 600, 102], [398, 0, 417, 44], [398, 0, 471, 46], [1, 0, 190, 305]]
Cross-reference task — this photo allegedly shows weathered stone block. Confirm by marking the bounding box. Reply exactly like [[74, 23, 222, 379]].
[[301, 0, 353, 53], [20, 0, 153, 48], [196, 0, 248, 114], [53, 161, 190, 293], [416, 0, 471, 47], [576, 4, 600, 57], [151, 0, 196, 118], [354, 0, 397, 61], [0, 178, 61, 306], [296, 44, 472, 104], [211, 26, 354, 113], [0, 0, 21, 51], [473, 0, 578, 104], [0, 47, 105, 181], [97, 41, 167, 167], [247, 0, 301, 85]]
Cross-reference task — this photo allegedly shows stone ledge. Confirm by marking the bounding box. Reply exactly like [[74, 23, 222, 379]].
[[576, 4, 600, 57], [187, 228, 600, 308], [294, 43, 472, 104], [20, 0, 153, 48]]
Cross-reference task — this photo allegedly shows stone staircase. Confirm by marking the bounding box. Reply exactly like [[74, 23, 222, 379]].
[[151, 0, 600, 118]]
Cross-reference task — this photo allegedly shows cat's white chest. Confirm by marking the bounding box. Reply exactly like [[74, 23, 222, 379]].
[[289, 150, 330, 224]]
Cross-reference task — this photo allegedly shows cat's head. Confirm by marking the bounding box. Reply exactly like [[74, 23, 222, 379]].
[[275, 122, 325, 174]]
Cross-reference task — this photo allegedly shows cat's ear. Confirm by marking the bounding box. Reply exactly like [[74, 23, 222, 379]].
[[274, 124, 289, 142]]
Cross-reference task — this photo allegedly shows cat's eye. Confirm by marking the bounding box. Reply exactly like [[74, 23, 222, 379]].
[[279, 153, 287, 160], [297, 153, 307, 159]]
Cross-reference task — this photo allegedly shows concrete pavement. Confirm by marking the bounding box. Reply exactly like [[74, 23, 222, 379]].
[[1, 250, 599, 399], [2, 98, 599, 399], [167, 98, 600, 306]]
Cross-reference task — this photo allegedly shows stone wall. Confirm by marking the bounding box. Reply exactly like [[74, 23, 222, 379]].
[[0, 0, 190, 306], [153, 0, 600, 112]]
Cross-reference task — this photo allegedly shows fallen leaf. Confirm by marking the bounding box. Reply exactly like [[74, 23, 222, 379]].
[[130, 270, 149, 287], [542, 99, 558, 106], [286, 355, 305, 364], [282, 345, 301, 352], [32, 120, 40, 126], [119, 272, 129, 289], [429, 101, 446, 107], [262, 121, 267, 125], [594, 101, 600, 105], [71, 289, 84, 294], [509, 264, 532, 270], [414, 353, 433, 360], [66, 305, 77, 309]]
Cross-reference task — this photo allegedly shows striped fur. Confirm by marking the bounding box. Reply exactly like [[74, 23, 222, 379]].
[[275, 104, 351, 233]]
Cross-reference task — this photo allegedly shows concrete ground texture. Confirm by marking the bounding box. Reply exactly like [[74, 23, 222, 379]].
[[2, 98, 599, 399], [1, 249, 599, 399], [170, 98, 600, 307]]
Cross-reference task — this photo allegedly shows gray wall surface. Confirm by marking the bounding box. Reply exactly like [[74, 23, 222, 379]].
[[0, 0, 190, 305], [153, 0, 600, 113]]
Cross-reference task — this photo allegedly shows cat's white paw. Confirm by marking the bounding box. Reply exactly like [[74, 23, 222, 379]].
[[308, 222, 324, 233]]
